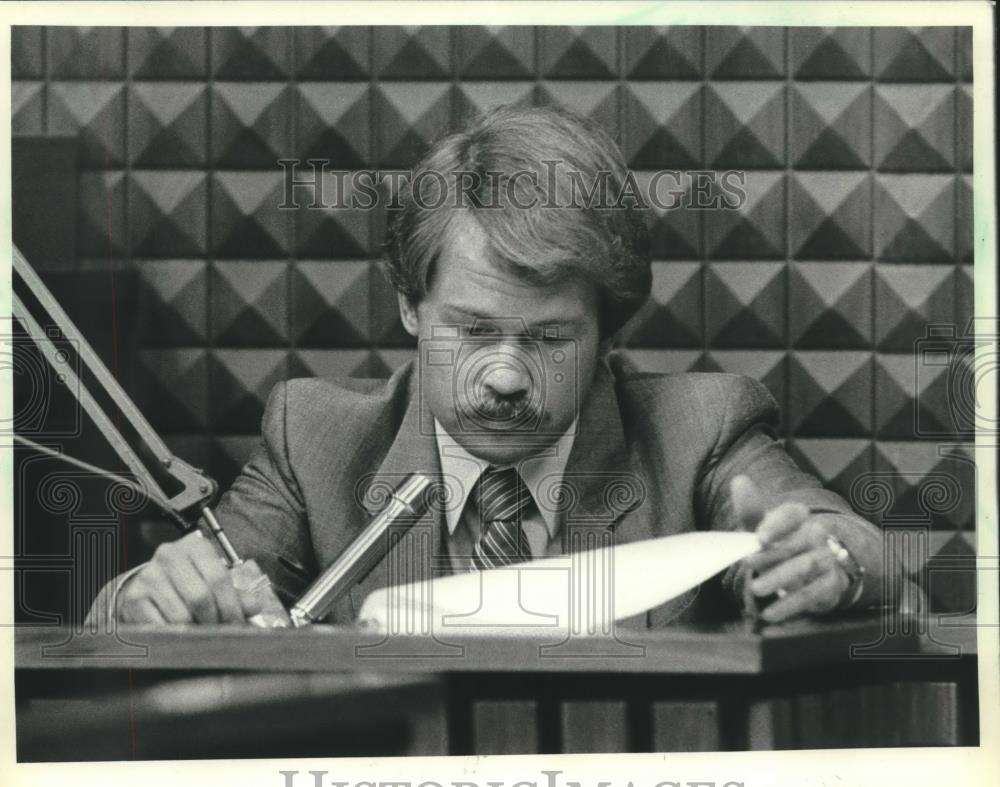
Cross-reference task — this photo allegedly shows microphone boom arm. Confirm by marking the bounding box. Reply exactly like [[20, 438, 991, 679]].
[[12, 244, 239, 565]]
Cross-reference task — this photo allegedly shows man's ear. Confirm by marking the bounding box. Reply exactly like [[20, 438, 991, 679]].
[[397, 292, 420, 337]]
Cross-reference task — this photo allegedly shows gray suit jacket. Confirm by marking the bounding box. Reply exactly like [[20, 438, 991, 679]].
[[208, 352, 882, 628]]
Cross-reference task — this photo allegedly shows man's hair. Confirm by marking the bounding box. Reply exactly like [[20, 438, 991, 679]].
[[383, 104, 651, 337]]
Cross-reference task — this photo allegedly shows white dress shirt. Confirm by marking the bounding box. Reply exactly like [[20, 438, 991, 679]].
[[433, 418, 577, 572]]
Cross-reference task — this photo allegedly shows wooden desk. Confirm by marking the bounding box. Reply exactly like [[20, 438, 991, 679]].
[[14, 615, 980, 758]]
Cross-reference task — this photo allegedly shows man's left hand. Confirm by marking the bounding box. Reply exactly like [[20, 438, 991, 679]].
[[731, 475, 853, 623]]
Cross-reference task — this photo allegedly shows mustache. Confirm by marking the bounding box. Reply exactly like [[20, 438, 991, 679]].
[[467, 391, 540, 423]]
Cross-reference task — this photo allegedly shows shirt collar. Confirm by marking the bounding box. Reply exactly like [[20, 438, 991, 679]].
[[433, 419, 577, 539]]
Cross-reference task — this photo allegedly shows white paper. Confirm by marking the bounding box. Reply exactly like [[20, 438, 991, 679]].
[[357, 531, 761, 636]]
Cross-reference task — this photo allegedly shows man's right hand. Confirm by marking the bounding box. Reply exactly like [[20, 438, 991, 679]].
[[117, 531, 263, 624]]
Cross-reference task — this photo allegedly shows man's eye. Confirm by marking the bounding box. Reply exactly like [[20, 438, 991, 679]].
[[469, 323, 501, 337]]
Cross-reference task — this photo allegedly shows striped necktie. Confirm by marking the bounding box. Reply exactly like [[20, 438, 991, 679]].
[[471, 465, 533, 570]]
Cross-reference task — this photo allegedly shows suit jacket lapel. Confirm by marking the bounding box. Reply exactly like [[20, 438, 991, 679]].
[[558, 357, 655, 552], [348, 368, 447, 614]]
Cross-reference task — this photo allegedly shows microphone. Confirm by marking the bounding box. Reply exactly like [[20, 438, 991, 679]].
[[289, 473, 435, 627]]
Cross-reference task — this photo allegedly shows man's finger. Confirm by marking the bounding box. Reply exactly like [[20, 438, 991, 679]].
[[182, 529, 230, 567], [161, 551, 221, 624], [761, 570, 847, 622], [744, 542, 799, 574], [137, 568, 194, 624], [730, 475, 768, 530], [122, 596, 167, 625], [751, 546, 831, 597], [191, 539, 246, 623], [755, 501, 811, 546], [743, 515, 827, 573]]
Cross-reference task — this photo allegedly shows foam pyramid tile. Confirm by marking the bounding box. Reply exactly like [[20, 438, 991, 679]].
[[129, 171, 208, 257], [623, 262, 702, 347], [211, 27, 290, 79], [958, 27, 972, 81], [128, 27, 207, 79], [788, 351, 872, 437], [910, 320, 988, 441], [12, 26, 43, 78], [958, 84, 972, 172], [791, 83, 870, 168], [48, 27, 124, 78], [633, 172, 702, 259], [162, 435, 212, 483], [704, 350, 786, 409], [707, 27, 785, 78], [456, 82, 535, 121], [370, 349, 418, 377], [704, 82, 785, 168], [537, 82, 620, 142], [211, 83, 291, 168], [295, 27, 371, 79], [873, 442, 973, 529], [294, 172, 372, 258], [874, 265, 955, 352], [786, 438, 872, 501], [210, 261, 288, 346], [12, 82, 43, 135], [622, 83, 702, 168], [136, 259, 208, 345], [456, 26, 534, 79], [924, 529, 977, 613], [790, 172, 871, 259], [209, 349, 288, 433], [957, 175, 973, 262], [375, 82, 453, 168], [540, 26, 617, 79], [129, 82, 207, 167], [874, 28, 955, 81], [705, 171, 785, 259], [874, 85, 954, 172], [374, 26, 451, 79], [622, 350, 705, 375], [290, 349, 373, 379], [875, 353, 954, 439], [624, 27, 702, 79], [371, 268, 418, 347], [292, 261, 371, 347], [705, 262, 786, 347], [956, 272, 973, 347], [211, 172, 289, 257], [296, 83, 371, 167], [212, 436, 262, 489], [78, 171, 126, 258], [789, 263, 872, 349], [137, 349, 209, 431], [874, 175, 954, 261], [48, 82, 125, 166], [791, 27, 870, 79]]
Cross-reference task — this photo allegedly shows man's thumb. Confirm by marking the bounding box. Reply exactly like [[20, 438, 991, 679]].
[[730, 474, 767, 530]]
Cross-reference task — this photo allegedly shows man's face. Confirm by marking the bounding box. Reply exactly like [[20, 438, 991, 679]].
[[398, 212, 602, 465]]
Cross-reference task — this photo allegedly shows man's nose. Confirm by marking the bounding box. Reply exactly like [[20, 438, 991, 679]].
[[482, 363, 530, 399]]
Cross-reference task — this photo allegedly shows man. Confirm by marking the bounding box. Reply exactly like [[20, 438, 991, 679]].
[[97, 105, 890, 627]]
